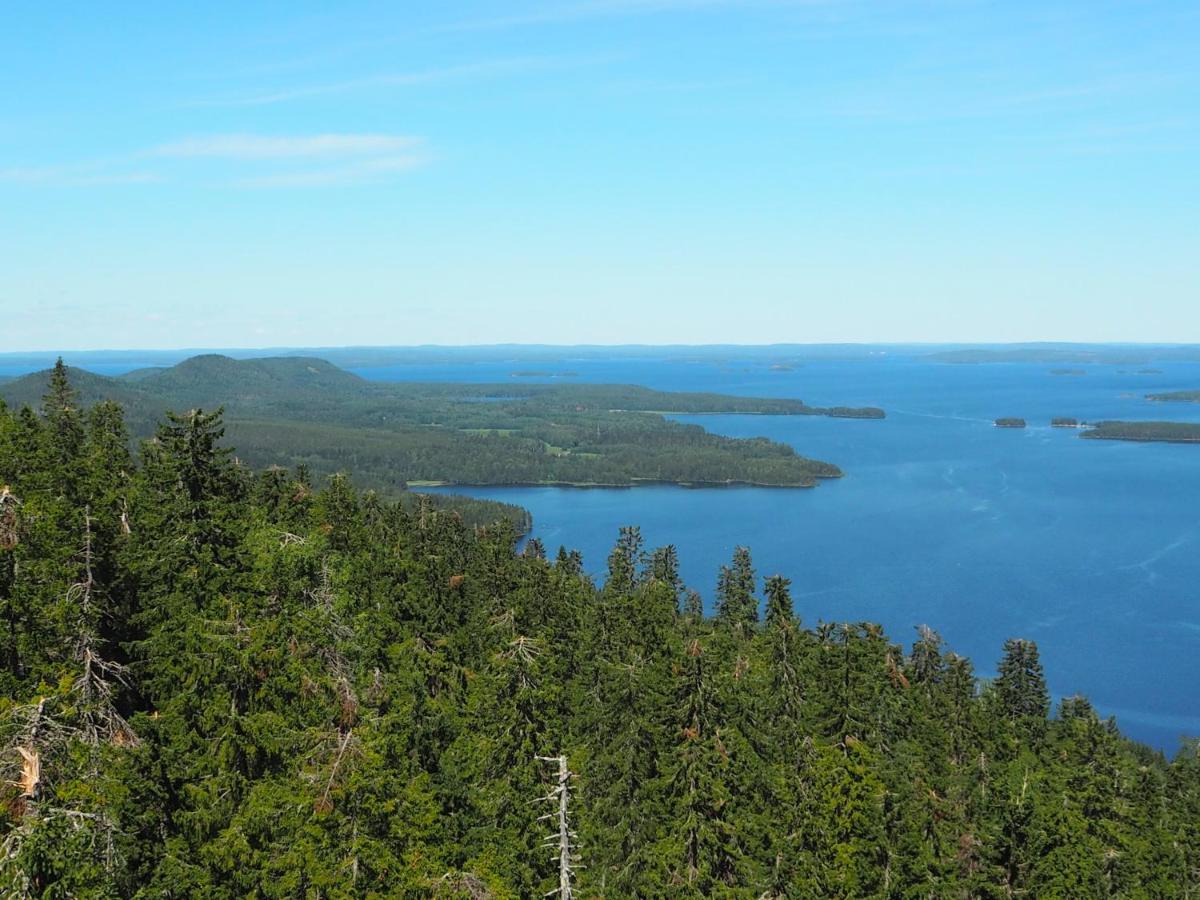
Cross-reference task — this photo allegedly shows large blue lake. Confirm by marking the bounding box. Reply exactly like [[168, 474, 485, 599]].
[[356, 354, 1200, 753]]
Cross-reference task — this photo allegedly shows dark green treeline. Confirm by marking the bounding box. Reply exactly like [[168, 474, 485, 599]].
[[1, 364, 1198, 897]]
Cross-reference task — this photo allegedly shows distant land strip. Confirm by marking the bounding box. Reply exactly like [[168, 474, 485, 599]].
[[1080, 421, 1200, 444], [1146, 390, 1200, 403], [1, 354, 884, 492]]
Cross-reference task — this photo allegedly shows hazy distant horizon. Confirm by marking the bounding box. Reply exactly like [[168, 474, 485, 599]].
[[5, 340, 1200, 358]]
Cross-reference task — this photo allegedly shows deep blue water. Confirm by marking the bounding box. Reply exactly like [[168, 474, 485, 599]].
[[398, 355, 1200, 752]]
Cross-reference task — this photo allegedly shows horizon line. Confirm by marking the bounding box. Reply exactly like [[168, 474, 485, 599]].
[[4, 340, 1200, 358]]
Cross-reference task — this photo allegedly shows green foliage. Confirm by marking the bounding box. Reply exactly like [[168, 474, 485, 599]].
[[0, 375, 1195, 897], [1082, 420, 1200, 443], [0, 355, 875, 492]]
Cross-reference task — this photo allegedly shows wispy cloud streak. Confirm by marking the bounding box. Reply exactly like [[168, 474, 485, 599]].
[[0, 163, 162, 187], [235, 154, 427, 187], [189, 57, 557, 108], [441, 0, 841, 31], [152, 133, 421, 159], [1, 133, 428, 189]]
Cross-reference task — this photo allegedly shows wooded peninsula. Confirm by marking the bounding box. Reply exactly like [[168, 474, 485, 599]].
[[0, 357, 882, 495]]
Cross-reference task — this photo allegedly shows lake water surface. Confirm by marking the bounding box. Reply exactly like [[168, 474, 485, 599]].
[[389, 354, 1200, 752]]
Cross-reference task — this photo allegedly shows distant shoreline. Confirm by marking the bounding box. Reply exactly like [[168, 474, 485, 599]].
[[415, 475, 835, 490], [1080, 421, 1200, 444]]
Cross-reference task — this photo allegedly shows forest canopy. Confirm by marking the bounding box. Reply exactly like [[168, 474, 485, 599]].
[[1, 364, 1197, 896], [1081, 421, 1200, 443], [0, 356, 883, 491]]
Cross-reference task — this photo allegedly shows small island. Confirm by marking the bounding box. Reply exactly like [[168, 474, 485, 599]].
[[823, 406, 886, 419], [1050, 368, 1087, 376], [1051, 417, 1083, 428], [994, 417, 1026, 428], [1081, 421, 1200, 444]]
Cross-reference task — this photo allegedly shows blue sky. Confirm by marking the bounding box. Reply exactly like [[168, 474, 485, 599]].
[[2, 0, 1197, 350]]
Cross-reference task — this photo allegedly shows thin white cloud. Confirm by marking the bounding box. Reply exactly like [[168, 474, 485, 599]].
[[152, 133, 421, 159], [189, 55, 597, 108], [0, 163, 162, 187], [443, 0, 840, 31], [234, 153, 428, 188], [2, 133, 427, 189]]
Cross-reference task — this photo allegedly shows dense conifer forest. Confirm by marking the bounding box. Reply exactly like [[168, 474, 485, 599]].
[[0, 356, 882, 494], [2, 364, 1198, 897], [1081, 421, 1200, 443]]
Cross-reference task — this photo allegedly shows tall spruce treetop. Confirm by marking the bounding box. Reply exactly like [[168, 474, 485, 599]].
[[41, 358, 85, 488], [716, 545, 757, 629], [909, 625, 946, 687], [763, 574, 795, 631], [996, 637, 1050, 724], [41, 358, 78, 423], [605, 525, 643, 595], [649, 544, 682, 599]]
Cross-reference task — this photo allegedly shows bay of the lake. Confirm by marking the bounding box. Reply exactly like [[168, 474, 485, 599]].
[[386, 354, 1200, 752]]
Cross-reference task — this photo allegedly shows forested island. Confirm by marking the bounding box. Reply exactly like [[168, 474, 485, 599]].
[[1081, 421, 1200, 444], [1147, 390, 1200, 403], [1, 373, 1198, 896], [993, 417, 1026, 428], [0, 356, 883, 492], [1051, 417, 1082, 427]]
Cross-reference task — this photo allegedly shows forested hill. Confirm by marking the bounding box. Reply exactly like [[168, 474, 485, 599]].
[[1, 381, 1197, 896], [0, 356, 883, 489]]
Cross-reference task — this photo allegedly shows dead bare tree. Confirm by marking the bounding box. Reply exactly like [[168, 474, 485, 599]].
[[68, 508, 137, 751], [0, 509, 138, 891], [1, 692, 127, 891], [536, 754, 580, 899], [0, 485, 20, 550]]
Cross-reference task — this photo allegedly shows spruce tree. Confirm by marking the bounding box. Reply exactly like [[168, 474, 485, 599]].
[[995, 638, 1050, 739], [716, 545, 757, 630], [41, 359, 84, 494]]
